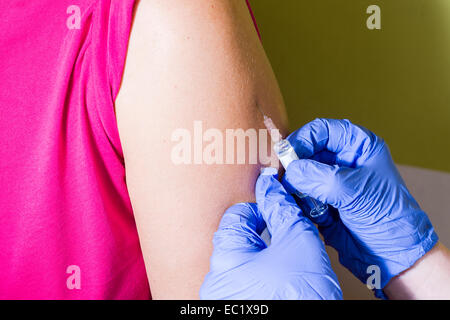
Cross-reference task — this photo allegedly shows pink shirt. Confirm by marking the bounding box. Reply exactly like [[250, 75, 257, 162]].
[[1, 0, 258, 299], [0, 0, 150, 299]]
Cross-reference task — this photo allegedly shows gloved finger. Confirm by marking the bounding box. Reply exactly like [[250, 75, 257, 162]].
[[255, 167, 303, 237], [209, 202, 267, 273], [213, 202, 267, 254], [317, 207, 346, 245], [286, 118, 384, 168], [284, 159, 357, 209], [310, 150, 337, 165]]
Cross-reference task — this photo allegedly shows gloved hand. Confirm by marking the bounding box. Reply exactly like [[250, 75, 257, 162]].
[[283, 118, 439, 294], [200, 167, 342, 300]]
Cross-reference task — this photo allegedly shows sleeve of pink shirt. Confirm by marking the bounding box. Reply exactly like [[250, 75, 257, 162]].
[[89, 0, 137, 157], [0, 0, 150, 299], [0, 0, 260, 299], [107, 0, 136, 100]]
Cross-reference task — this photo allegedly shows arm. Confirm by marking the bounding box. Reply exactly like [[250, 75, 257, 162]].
[[115, 0, 287, 299], [384, 242, 450, 299]]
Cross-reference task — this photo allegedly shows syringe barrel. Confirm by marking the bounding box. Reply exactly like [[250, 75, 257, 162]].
[[273, 139, 300, 169], [273, 139, 330, 224]]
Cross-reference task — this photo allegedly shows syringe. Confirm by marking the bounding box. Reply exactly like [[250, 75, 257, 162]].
[[263, 114, 331, 224]]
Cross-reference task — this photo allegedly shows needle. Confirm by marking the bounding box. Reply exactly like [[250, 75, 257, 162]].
[[256, 103, 281, 142], [255, 102, 266, 119]]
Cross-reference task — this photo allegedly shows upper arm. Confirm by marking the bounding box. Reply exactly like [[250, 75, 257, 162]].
[[115, 0, 287, 299]]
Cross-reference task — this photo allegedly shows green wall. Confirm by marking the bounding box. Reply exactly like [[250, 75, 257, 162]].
[[251, 0, 450, 173]]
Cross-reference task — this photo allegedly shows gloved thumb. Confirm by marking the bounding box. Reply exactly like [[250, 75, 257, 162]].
[[284, 159, 357, 210], [255, 167, 304, 238], [209, 203, 267, 273]]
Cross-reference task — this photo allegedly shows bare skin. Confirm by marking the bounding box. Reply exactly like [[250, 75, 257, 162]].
[[384, 242, 450, 299], [115, 0, 287, 299]]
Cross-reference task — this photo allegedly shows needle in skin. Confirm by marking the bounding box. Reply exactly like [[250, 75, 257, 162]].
[[256, 103, 282, 142]]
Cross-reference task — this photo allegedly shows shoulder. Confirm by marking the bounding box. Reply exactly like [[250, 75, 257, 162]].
[[130, 0, 256, 44]]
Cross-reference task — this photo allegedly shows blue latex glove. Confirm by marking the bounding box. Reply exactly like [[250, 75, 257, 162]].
[[283, 119, 439, 293], [200, 168, 342, 300]]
